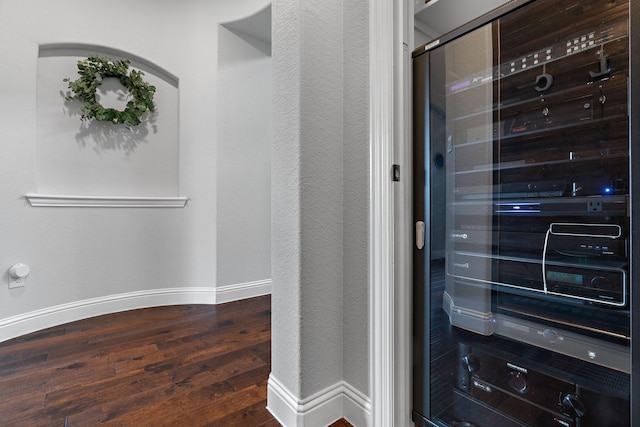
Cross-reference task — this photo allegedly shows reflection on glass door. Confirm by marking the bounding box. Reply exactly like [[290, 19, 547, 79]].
[[413, 0, 632, 426]]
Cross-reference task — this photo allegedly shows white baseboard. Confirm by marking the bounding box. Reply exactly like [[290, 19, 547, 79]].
[[267, 374, 371, 427], [215, 279, 272, 304], [0, 279, 271, 343]]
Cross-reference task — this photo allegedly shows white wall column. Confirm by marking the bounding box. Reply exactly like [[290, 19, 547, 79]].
[[268, 0, 372, 425], [268, 0, 346, 425]]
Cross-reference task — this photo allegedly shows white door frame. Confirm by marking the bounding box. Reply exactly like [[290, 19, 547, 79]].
[[369, 0, 412, 426], [369, 0, 395, 425]]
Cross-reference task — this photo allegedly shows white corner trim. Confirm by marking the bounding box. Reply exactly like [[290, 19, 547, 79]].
[[25, 193, 189, 208], [267, 374, 301, 426], [267, 374, 372, 427], [0, 280, 271, 343], [343, 382, 373, 427]]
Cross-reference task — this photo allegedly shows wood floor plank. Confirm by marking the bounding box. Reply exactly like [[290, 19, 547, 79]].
[[44, 369, 173, 415], [97, 379, 266, 426]]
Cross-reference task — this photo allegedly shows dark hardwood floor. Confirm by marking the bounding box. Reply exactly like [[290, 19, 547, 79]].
[[0, 295, 276, 426], [0, 295, 354, 426], [0, 296, 279, 427]]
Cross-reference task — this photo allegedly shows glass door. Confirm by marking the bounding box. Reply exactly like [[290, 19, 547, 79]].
[[413, 0, 633, 426]]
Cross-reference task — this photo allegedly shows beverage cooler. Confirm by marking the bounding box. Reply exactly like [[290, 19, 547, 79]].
[[412, 0, 639, 425]]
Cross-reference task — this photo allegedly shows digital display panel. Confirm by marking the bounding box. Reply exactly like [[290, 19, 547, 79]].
[[546, 270, 583, 285]]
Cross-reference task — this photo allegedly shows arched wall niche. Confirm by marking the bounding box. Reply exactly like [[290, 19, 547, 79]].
[[34, 43, 182, 205]]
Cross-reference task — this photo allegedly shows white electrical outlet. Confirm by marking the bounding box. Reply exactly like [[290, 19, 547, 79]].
[[8, 263, 29, 289]]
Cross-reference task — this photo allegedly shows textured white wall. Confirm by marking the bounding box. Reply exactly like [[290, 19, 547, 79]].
[[271, 0, 345, 398], [0, 0, 271, 336], [270, 0, 370, 408], [343, 0, 370, 398], [271, 0, 304, 399]]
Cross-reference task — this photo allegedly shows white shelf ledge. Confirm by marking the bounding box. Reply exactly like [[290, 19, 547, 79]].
[[25, 194, 188, 208]]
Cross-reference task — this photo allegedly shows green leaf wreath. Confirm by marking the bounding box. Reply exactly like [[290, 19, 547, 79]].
[[64, 55, 156, 126]]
